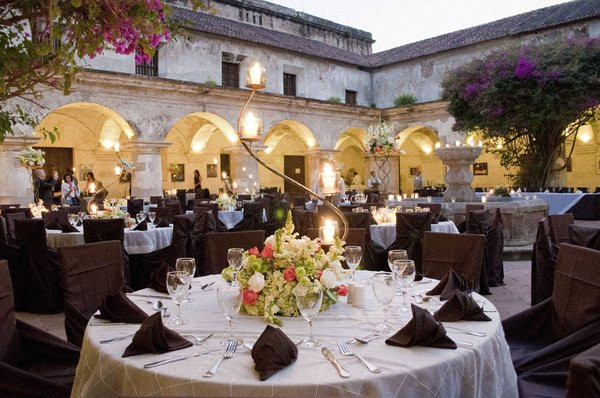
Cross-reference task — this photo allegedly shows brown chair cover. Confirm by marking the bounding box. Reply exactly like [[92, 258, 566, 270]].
[[127, 199, 144, 217], [489, 208, 505, 285], [12, 219, 63, 313], [422, 232, 485, 291], [201, 230, 265, 275], [62, 206, 80, 215], [0, 217, 6, 245], [0, 204, 20, 215], [548, 214, 575, 252], [164, 200, 183, 216], [417, 203, 442, 221], [4, 212, 26, 243], [566, 343, 600, 398], [456, 204, 484, 233], [152, 206, 173, 225], [83, 218, 130, 285], [58, 241, 125, 346], [42, 210, 69, 229], [195, 202, 219, 220], [232, 202, 263, 231], [150, 196, 163, 205], [172, 212, 217, 274], [0, 260, 79, 398], [2, 207, 33, 218], [291, 207, 318, 237], [568, 224, 600, 250], [388, 212, 433, 280], [465, 209, 498, 293], [531, 218, 556, 305]]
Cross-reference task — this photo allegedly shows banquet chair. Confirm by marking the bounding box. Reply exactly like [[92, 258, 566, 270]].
[[83, 218, 130, 286], [422, 232, 485, 291], [58, 241, 126, 347], [417, 203, 442, 221], [42, 210, 69, 229], [465, 210, 495, 293], [388, 211, 433, 280], [565, 343, 600, 398], [548, 214, 575, 252], [2, 207, 33, 218], [150, 196, 163, 205], [164, 199, 184, 216], [0, 217, 6, 245], [4, 212, 27, 243], [343, 211, 384, 271], [456, 204, 484, 233], [62, 206, 80, 214], [305, 228, 366, 266], [0, 204, 20, 215], [194, 202, 219, 221], [531, 218, 556, 306], [12, 219, 63, 313], [503, 244, 600, 398], [127, 198, 144, 217], [291, 207, 318, 237], [0, 260, 79, 398], [152, 206, 174, 225], [568, 224, 600, 250], [200, 230, 265, 275], [232, 202, 264, 231]]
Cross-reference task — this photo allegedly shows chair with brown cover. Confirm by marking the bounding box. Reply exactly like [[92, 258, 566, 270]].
[[58, 241, 125, 347], [343, 211, 384, 271], [194, 202, 219, 222], [200, 230, 265, 275], [0, 217, 6, 245], [152, 206, 174, 225], [456, 204, 484, 233], [42, 210, 69, 229], [548, 213, 575, 252], [565, 343, 600, 398], [0, 260, 80, 398], [388, 212, 433, 280], [150, 196, 163, 205], [291, 207, 318, 237], [531, 218, 556, 306], [568, 224, 600, 250], [4, 212, 26, 243], [503, 244, 600, 398], [164, 199, 183, 216], [83, 218, 130, 286], [231, 202, 263, 231], [305, 228, 366, 267], [62, 206, 80, 215], [465, 209, 497, 294], [417, 203, 442, 221], [0, 204, 20, 215], [12, 219, 63, 313], [127, 199, 144, 217], [422, 232, 485, 291], [2, 207, 33, 218]]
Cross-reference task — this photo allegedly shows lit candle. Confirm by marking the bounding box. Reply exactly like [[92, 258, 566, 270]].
[[320, 163, 337, 194], [489, 189, 494, 195], [247, 63, 264, 87], [240, 111, 262, 140], [445, 144, 450, 148], [414, 193, 419, 198], [213, 158, 218, 165], [242, 167, 246, 172], [403, 193, 407, 199], [481, 196, 487, 203], [90, 203, 98, 215], [89, 182, 96, 194], [114, 142, 120, 152], [233, 182, 238, 189], [434, 142, 441, 149], [396, 194, 402, 201], [114, 164, 122, 176], [388, 194, 395, 201], [455, 140, 461, 147], [321, 219, 336, 245]]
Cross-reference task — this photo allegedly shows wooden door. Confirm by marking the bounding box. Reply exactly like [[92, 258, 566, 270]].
[[283, 155, 305, 194], [38, 147, 73, 179]]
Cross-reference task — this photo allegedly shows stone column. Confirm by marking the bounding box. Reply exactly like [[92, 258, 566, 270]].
[[224, 145, 263, 193], [304, 149, 339, 192], [122, 140, 171, 197], [0, 136, 41, 206], [363, 153, 400, 194], [435, 146, 482, 202]]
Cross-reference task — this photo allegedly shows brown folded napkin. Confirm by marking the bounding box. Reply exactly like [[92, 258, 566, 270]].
[[46, 220, 61, 230], [133, 220, 148, 231], [433, 291, 491, 322], [155, 219, 170, 228], [386, 304, 457, 349], [151, 262, 174, 293], [94, 290, 148, 323], [76, 219, 83, 227], [251, 325, 298, 381], [122, 312, 192, 357], [59, 220, 79, 233], [426, 269, 470, 300]]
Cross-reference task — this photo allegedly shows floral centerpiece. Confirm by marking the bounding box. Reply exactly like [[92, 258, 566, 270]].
[[98, 205, 135, 227], [215, 194, 237, 210], [28, 200, 48, 218], [221, 211, 349, 325], [371, 207, 396, 224], [365, 120, 400, 156], [17, 146, 45, 169]]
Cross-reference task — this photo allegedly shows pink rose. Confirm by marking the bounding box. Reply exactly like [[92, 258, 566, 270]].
[[337, 285, 348, 297], [283, 267, 296, 282], [248, 247, 260, 256], [316, 270, 323, 279], [242, 289, 258, 305], [260, 243, 274, 259]]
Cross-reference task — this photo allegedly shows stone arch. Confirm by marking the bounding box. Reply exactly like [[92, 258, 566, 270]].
[[334, 127, 367, 151], [395, 125, 444, 192], [334, 128, 367, 186], [395, 125, 440, 154], [262, 120, 319, 153], [166, 112, 238, 154]]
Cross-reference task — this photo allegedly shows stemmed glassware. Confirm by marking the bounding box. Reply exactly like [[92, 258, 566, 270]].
[[345, 246, 362, 282], [227, 248, 244, 286], [176, 257, 196, 302], [166, 271, 192, 326], [77, 211, 86, 223], [388, 250, 408, 296], [293, 284, 323, 348], [147, 211, 156, 228], [396, 260, 416, 312], [68, 214, 79, 227], [136, 212, 146, 225], [216, 283, 243, 344], [371, 272, 395, 330]]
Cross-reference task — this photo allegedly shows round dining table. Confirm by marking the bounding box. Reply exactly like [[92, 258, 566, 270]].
[[71, 271, 517, 397], [370, 220, 460, 249], [46, 225, 173, 255]]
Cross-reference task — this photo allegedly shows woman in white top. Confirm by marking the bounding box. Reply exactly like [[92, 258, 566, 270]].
[[61, 173, 80, 205]]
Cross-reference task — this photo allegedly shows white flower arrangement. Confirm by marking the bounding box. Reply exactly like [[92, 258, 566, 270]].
[[28, 200, 48, 218], [18, 146, 45, 169], [221, 211, 349, 326], [98, 205, 135, 227], [366, 120, 400, 156], [215, 194, 237, 210], [371, 207, 396, 224]]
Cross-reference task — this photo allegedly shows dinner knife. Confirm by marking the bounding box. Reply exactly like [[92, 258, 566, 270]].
[[127, 293, 172, 300], [321, 347, 350, 378], [144, 348, 222, 368]]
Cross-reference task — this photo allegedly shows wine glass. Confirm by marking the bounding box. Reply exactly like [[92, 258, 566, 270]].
[[345, 246, 362, 282], [166, 271, 191, 326], [371, 272, 395, 330], [68, 214, 79, 227], [388, 250, 408, 295], [398, 260, 416, 312], [77, 211, 86, 222], [294, 284, 323, 348], [216, 283, 243, 344], [147, 211, 156, 228], [136, 212, 146, 225], [227, 248, 244, 285]]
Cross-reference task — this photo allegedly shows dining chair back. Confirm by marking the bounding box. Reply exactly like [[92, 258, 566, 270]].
[[548, 214, 575, 250], [568, 225, 600, 251], [388, 211, 434, 279], [200, 230, 265, 275]]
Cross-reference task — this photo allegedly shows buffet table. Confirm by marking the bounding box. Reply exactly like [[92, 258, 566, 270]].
[[46, 226, 173, 255], [71, 272, 517, 397], [370, 221, 460, 249]]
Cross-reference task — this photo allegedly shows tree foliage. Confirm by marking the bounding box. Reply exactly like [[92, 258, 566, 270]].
[[442, 38, 600, 189], [393, 93, 416, 107], [0, 0, 206, 143]]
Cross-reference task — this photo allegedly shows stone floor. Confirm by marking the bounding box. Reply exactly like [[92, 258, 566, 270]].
[[17, 259, 532, 342]]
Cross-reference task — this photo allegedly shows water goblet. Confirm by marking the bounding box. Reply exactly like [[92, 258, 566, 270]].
[[68, 214, 79, 227], [216, 283, 243, 344], [77, 211, 86, 222], [147, 211, 156, 228], [398, 260, 416, 312], [345, 246, 362, 282], [136, 212, 146, 225], [166, 271, 191, 326], [371, 272, 395, 330], [294, 283, 323, 348], [227, 248, 244, 285], [388, 250, 408, 274]]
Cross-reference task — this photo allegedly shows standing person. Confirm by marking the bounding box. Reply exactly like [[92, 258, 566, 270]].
[[413, 170, 424, 194], [222, 173, 233, 195], [83, 171, 101, 195], [61, 173, 80, 205], [194, 169, 202, 191], [351, 171, 362, 186], [33, 169, 58, 205], [367, 171, 381, 191], [66, 168, 79, 188]]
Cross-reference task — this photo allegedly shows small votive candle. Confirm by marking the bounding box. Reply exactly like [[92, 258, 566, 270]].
[[403, 193, 407, 199], [455, 140, 461, 147], [320, 219, 337, 245], [90, 203, 98, 215], [388, 194, 395, 201], [352, 284, 366, 307], [481, 196, 487, 203], [427, 196, 432, 203], [451, 196, 456, 203], [396, 194, 402, 201], [414, 193, 419, 198]]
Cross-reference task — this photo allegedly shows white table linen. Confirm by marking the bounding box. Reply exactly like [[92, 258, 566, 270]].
[[46, 226, 173, 255], [370, 220, 459, 249], [71, 272, 517, 398]]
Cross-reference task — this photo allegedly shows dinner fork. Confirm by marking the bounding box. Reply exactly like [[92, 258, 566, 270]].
[[337, 339, 381, 373], [347, 325, 391, 344], [203, 340, 237, 378]]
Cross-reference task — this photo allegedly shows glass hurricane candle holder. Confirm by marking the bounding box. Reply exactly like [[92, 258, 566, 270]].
[[245, 62, 266, 90], [319, 219, 339, 245]]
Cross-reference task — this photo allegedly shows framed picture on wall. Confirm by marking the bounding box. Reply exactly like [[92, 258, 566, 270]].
[[473, 162, 488, 175], [409, 166, 420, 176], [79, 164, 93, 181], [169, 163, 185, 182], [596, 155, 600, 175], [207, 164, 218, 178]]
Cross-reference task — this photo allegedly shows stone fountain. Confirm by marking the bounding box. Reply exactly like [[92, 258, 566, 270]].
[[435, 145, 482, 202]]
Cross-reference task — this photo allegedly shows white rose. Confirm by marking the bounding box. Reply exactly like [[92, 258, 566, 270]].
[[319, 269, 337, 289], [264, 235, 276, 248], [248, 271, 265, 293]]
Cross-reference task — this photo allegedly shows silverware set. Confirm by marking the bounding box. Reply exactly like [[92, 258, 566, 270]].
[[346, 325, 391, 344], [336, 339, 381, 373], [204, 340, 238, 377]]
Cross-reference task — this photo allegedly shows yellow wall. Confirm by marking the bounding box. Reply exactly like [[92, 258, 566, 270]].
[[258, 133, 308, 191]]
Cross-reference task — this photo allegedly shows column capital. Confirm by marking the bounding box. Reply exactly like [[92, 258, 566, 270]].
[[0, 135, 41, 151], [122, 140, 172, 153]]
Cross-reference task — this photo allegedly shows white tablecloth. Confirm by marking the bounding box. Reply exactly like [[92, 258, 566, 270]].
[[46, 226, 173, 255], [71, 272, 517, 398], [370, 221, 459, 249]]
